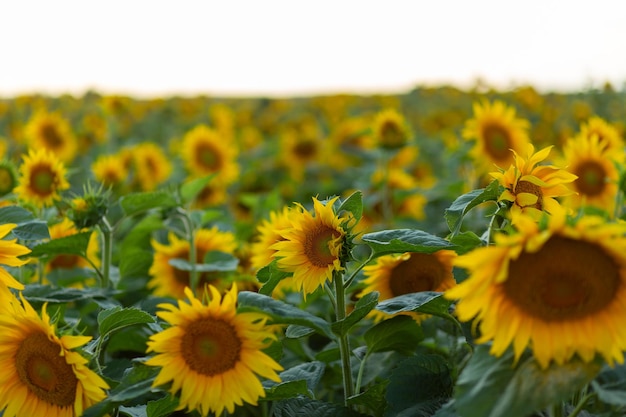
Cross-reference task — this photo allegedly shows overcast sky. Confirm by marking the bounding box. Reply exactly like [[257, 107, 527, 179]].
[[1, 0, 625, 97]]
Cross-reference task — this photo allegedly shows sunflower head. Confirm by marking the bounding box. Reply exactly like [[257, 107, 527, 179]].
[[181, 124, 239, 185], [445, 212, 626, 369], [14, 148, 70, 209], [145, 284, 282, 416], [579, 116, 624, 157], [372, 108, 412, 150], [0, 159, 18, 197], [24, 111, 78, 163], [68, 183, 110, 229]]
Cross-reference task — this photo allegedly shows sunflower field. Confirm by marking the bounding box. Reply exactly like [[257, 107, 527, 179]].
[[0, 82, 625, 417]]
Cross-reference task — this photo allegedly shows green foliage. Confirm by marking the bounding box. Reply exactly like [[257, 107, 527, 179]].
[[361, 229, 456, 258]]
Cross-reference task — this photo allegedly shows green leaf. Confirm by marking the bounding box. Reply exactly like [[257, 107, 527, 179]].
[[98, 307, 155, 339], [591, 363, 626, 406], [338, 190, 363, 224], [180, 175, 214, 204], [264, 361, 326, 400], [257, 260, 293, 296], [347, 380, 389, 417], [285, 324, 316, 338], [146, 394, 180, 417], [119, 249, 154, 279], [274, 397, 369, 417], [21, 284, 114, 304], [444, 180, 501, 235], [448, 231, 485, 254], [385, 355, 453, 417], [238, 291, 334, 339], [0, 205, 35, 223], [168, 251, 239, 272], [12, 220, 50, 241], [119, 191, 178, 217], [361, 229, 455, 258], [455, 345, 602, 417], [375, 292, 455, 321], [332, 291, 378, 336], [29, 231, 93, 258], [364, 315, 424, 355]]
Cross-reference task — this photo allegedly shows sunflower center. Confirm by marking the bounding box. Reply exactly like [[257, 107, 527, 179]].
[[482, 124, 512, 161], [30, 165, 56, 196], [196, 143, 221, 170], [514, 180, 543, 210], [304, 225, 341, 267], [181, 318, 242, 376], [41, 123, 63, 148], [574, 161, 606, 196], [503, 236, 619, 321], [0, 167, 15, 194], [49, 254, 81, 269], [379, 121, 406, 148], [293, 140, 317, 158], [389, 253, 445, 296], [16, 332, 77, 407]]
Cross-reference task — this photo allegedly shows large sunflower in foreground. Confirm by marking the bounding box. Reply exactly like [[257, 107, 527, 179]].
[[445, 213, 626, 369], [24, 111, 78, 163], [0, 293, 108, 417], [14, 148, 70, 208], [271, 197, 348, 296], [559, 133, 620, 214], [148, 227, 238, 298], [0, 223, 31, 290], [145, 284, 282, 416], [359, 250, 457, 322], [462, 99, 530, 176], [181, 124, 239, 185], [490, 143, 577, 220]]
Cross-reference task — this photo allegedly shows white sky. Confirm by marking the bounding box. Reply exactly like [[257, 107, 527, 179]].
[[1, 0, 625, 98]]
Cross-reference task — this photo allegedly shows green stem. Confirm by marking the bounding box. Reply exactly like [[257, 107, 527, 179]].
[[334, 270, 354, 406], [99, 217, 114, 289], [550, 402, 563, 417], [567, 392, 595, 417], [344, 252, 373, 289], [354, 351, 370, 395]]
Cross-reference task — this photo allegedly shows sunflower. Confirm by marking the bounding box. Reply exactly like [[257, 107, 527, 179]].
[[130, 142, 172, 191], [45, 218, 100, 275], [0, 292, 109, 417], [490, 143, 578, 220], [91, 154, 129, 188], [279, 127, 327, 181], [181, 125, 239, 185], [14, 148, 70, 208], [462, 99, 530, 176], [579, 116, 624, 157], [359, 250, 457, 322], [145, 284, 282, 416], [0, 223, 31, 290], [271, 197, 347, 296], [372, 108, 412, 150], [559, 133, 620, 214], [24, 111, 78, 163], [148, 227, 238, 298], [0, 160, 18, 197], [445, 213, 626, 369]]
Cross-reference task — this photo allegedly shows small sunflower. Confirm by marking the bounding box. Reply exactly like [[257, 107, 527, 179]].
[[145, 284, 283, 416], [359, 250, 457, 322], [271, 197, 347, 296], [181, 125, 239, 185], [579, 116, 624, 157], [279, 128, 326, 181], [0, 223, 31, 290], [462, 99, 530, 175], [130, 142, 172, 191], [14, 148, 70, 208], [0, 293, 109, 417], [560, 133, 620, 214], [0, 160, 18, 197], [148, 227, 238, 298], [445, 213, 626, 369], [91, 154, 129, 187], [24, 111, 78, 163], [491, 143, 578, 220], [372, 108, 412, 150]]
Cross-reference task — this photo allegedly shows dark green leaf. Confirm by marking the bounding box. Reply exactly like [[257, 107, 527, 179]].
[[29, 231, 93, 258], [22, 284, 115, 304], [120, 191, 178, 217], [0, 205, 35, 223], [361, 229, 454, 258], [364, 315, 424, 355], [264, 380, 312, 401], [180, 175, 213, 204], [12, 220, 50, 241], [274, 397, 369, 417], [119, 249, 154, 279], [332, 291, 378, 336], [264, 361, 326, 400], [385, 355, 452, 417], [168, 251, 239, 272], [286, 324, 316, 338], [592, 363, 626, 406], [347, 380, 389, 417], [338, 190, 363, 224], [375, 292, 455, 322], [146, 394, 180, 417], [98, 307, 155, 339], [448, 231, 485, 254], [238, 291, 334, 339], [444, 180, 501, 235], [257, 260, 293, 296]]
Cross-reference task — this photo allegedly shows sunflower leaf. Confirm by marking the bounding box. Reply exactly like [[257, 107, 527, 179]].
[[361, 229, 455, 258], [338, 189, 363, 223], [332, 291, 379, 336], [146, 393, 180, 417], [98, 306, 156, 340], [364, 315, 424, 355], [119, 191, 178, 217], [11, 220, 50, 241], [444, 179, 501, 235], [264, 361, 326, 400], [273, 397, 370, 417], [238, 291, 334, 339], [257, 260, 292, 296], [590, 363, 626, 406], [0, 205, 36, 223], [179, 174, 214, 205], [347, 379, 389, 417], [28, 231, 93, 258], [168, 251, 239, 272], [375, 291, 455, 321]]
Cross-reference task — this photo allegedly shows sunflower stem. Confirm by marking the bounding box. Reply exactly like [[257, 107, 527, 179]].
[[99, 216, 114, 289], [333, 270, 355, 406], [344, 252, 373, 290], [354, 350, 370, 395], [566, 392, 596, 417], [177, 208, 199, 294]]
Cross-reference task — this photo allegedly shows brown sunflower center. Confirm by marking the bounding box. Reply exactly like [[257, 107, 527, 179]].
[[293, 140, 317, 158], [389, 253, 446, 296], [574, 161, 606, 196], [30, 165, 56, 196], [16, 332, 77, 407], [49, 254, 81, 269], [379, 121, 406, 149], [482, 124, 512, 162], [304, 225, 341, 268], [514, 180, 543, 210], [196, 143, 221, 170], [181, 318, 241, 376], [503, 236, 620, 321], [40, 123, 63, 148], [0, 167, 15, 194]]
